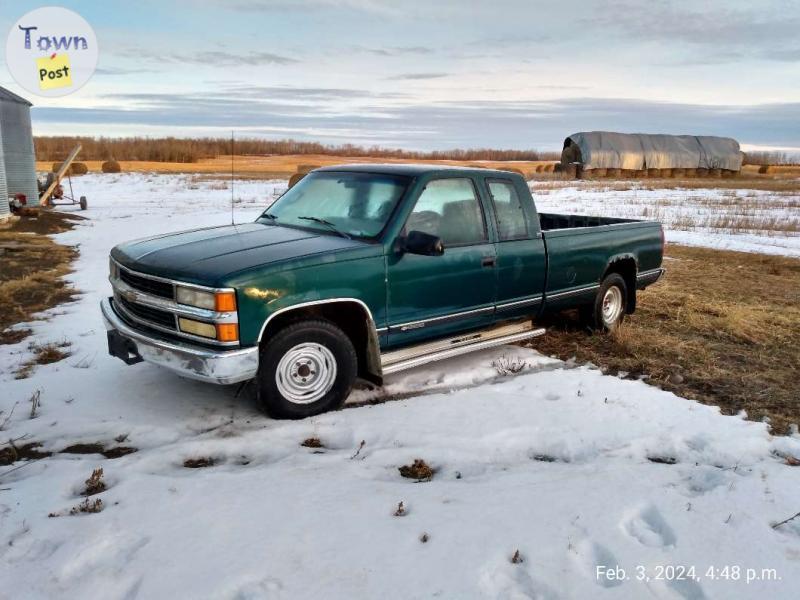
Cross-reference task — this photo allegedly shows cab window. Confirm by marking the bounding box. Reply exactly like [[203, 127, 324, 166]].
[[405, 178, 487, 246], [487, 179, 529, 241]]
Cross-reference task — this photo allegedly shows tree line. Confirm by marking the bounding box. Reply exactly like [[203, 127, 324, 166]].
[[743, 151, 800, 166], [33, 136, 559, 163]]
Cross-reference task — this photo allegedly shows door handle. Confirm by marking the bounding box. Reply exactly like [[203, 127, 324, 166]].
[[481, 256, 496, 268]]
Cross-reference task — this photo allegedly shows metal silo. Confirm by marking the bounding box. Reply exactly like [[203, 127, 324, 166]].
[[0, 87, 39, 207], [0, 138, 8, 221]]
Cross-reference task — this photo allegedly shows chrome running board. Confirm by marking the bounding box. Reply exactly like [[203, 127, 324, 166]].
[[381, 321, 545, 375]]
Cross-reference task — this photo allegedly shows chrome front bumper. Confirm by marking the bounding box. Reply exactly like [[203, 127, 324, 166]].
[[101, 298, 258, 384]]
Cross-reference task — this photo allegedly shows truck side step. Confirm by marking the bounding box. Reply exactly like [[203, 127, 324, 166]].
[[381, 321, 545, 375]]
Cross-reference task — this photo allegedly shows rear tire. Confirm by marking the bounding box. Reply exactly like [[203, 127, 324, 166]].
[[79, 196, 87, 210], [583, 273, 628, 332], [256, 319, 357, 419]]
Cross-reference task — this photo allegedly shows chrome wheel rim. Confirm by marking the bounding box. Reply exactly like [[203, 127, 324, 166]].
[[275, 343, 337, 404], [601, 286, 623, 327]]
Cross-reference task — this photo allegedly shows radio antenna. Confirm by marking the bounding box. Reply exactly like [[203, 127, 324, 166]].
[[230, 130, 235, 225]]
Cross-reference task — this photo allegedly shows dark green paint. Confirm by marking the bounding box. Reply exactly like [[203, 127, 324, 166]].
[[111, 165, 664, 351]]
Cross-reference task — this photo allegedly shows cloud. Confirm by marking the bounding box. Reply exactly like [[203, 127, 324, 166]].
[[224, 0, 403, 16], [30, 92, 800, 150], [169, 50, 299, 66], [386, 73, 448, 80], [108, 44, 299, 67], [589, 1, 800, 63], [357, 45, 435, 56]]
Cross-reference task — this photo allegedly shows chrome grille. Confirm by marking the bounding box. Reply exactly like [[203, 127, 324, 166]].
[[118, 296, 176, 330], [119, 269, 174, 299]]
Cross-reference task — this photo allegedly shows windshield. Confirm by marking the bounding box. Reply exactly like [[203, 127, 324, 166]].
[[259, 171, 410, 239]]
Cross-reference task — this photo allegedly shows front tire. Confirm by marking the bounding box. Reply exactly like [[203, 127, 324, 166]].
[[583, 273, 628, 331], [256, 319, 357, 419]]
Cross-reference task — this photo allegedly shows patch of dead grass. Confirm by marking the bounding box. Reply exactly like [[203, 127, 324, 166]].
[[14, 340, 72, 379], [0, 211, 80, 346], [534, 244, 800, 434]]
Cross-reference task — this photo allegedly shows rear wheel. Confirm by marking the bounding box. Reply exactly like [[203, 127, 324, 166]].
[[582, 273, 628, 331], [79, 196, 87, 210], [256, 319, 357, 419]]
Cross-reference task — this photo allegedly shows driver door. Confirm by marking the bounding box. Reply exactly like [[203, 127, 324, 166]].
[[386, 177, 496, 346]]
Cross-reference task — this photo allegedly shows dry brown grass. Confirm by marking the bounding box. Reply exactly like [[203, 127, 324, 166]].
[[0, 211, 80, 345], [534, 245, 800, 434], [37, 155, 557, 180], [14, 340, 73, 379]]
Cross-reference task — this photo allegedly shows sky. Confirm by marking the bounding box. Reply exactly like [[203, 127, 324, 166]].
[[1, 0, 799, 151]]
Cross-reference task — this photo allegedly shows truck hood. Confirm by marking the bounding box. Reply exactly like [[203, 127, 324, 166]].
[[111, 222, 376, 285]]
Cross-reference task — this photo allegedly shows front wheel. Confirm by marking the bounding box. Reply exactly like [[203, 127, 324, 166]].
[[256, 319, 357, 419], [582, 273, 628, 331]]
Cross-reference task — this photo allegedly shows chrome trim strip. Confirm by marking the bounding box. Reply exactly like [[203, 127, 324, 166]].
[[257, 298, 381, 342], [375, 327, 389, 334], [637, 268, 665, 279], [111, 257, 236, 294], [381, 327, 546, 375], [102, 298, 257, 385], [496, 295, 543, 311], [545, 284, 600, 300], [390, 306, 494, 332], [110, 277, 238, 323]]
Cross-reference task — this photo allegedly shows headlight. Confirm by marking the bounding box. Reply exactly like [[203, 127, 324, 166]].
[[178, 318, 217, 339], [178, 318, 239, 342], [176, 286, 237, 312], [176, 286, 215, 310]]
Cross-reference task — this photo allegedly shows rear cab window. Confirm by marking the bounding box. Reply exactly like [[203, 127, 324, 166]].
[[485, 178, 539, 240]]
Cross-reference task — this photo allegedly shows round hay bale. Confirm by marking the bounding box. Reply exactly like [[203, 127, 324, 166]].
[[684, 168, 697, 177], [553, 163, 563, 173], [543, 163, 555, 173], [535, 165, 544, 173], [758, 165, 772, 174], [647, 168, 661, 178], [671, 168, 684, 177], [660, 168, 673, 178], [288, 173, 306, 188], [721, 169, 737, 179], [634, 169, 648, 178], [101, 160, 121, 173], [500, 167, 525, 176], [696, 168, 709, 177], [296, 164, 321, 174], [587, 168, 607, 178], [708, 168, 722, 178], [53, 161, 89, 175], [620, 169, 635, 178], [606, 168, 621, 178]]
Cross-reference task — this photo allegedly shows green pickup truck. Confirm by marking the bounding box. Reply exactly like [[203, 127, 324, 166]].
[[102, 165, 664, 418]]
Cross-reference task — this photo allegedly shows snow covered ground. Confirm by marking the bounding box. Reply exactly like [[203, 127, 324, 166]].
[[2, 173, 800, 599], [531, 181, 800, 257]]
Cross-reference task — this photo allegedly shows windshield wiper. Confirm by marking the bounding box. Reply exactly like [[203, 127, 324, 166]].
[[298, 216, 351, 240], [260, 212, 278, 221]]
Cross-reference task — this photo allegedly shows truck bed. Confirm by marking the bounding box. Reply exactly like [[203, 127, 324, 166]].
[[539, 212, 639, 230]]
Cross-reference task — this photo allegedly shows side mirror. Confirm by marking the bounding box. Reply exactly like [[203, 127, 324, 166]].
[[403, 230, 444, 256]]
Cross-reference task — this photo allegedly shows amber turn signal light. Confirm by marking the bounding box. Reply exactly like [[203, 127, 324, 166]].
[[215, 291, 237, 312], [216, 323, 239, 342]]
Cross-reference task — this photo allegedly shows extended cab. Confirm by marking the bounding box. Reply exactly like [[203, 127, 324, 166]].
[[102, 165, 664, 418]]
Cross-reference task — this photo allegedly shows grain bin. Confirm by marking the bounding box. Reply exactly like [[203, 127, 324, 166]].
[[0, 87, 38, 207], [0, 135, 8, 221]]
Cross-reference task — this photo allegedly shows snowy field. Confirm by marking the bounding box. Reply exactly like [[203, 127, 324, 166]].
[[1, 173, 800, 599], [531, 181, 800, 257]]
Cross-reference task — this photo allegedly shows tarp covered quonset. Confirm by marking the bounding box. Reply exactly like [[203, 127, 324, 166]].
[[562, 132, 743, 171]]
